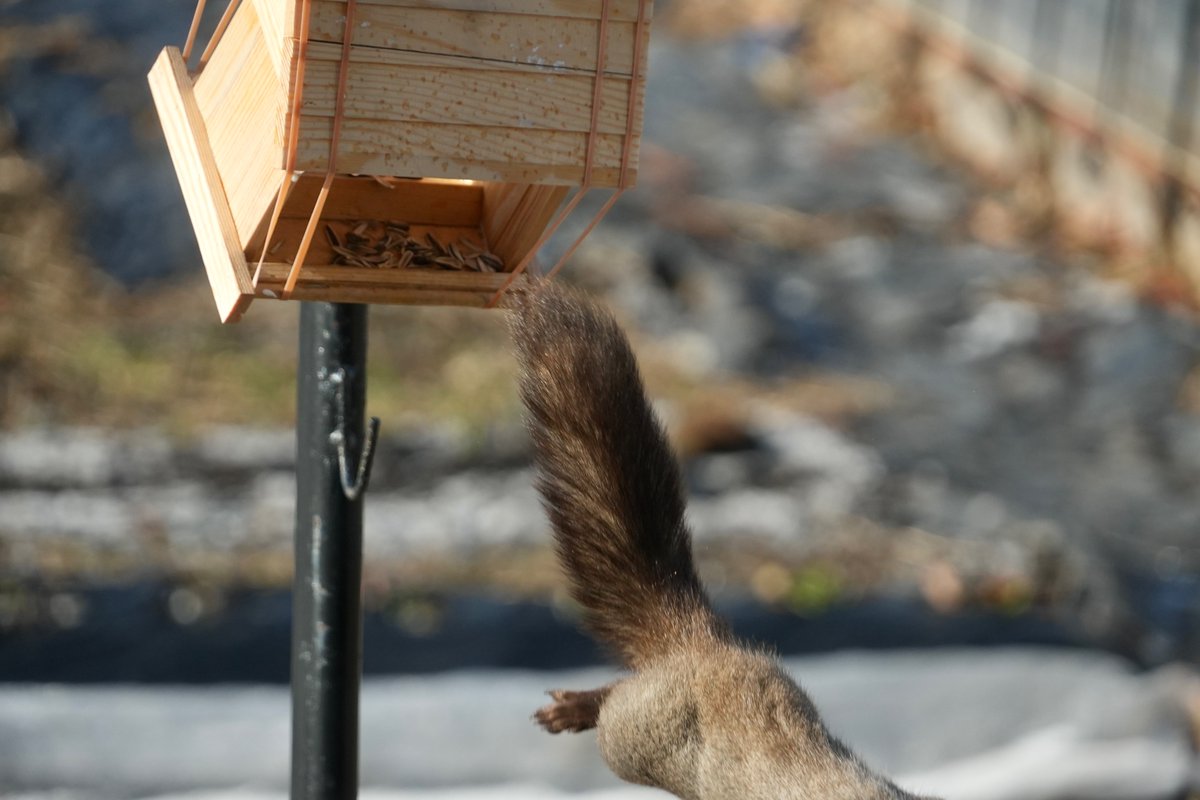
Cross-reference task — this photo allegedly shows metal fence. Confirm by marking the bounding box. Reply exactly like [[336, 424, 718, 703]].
[[900, 1, 1200, 160], [871, 0, 1200, 285]]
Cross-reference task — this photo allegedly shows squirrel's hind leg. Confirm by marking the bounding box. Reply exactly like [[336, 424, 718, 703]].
[[534, 685, 615, 733]]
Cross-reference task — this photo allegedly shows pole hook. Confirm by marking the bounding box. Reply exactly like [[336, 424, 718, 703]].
[[329, 368, 381, 501]]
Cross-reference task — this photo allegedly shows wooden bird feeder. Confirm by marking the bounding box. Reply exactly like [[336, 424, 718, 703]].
[[148, 0, 653, 322]]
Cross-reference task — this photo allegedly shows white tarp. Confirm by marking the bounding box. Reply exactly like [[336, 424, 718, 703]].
[[1, 649, 1195, 800]]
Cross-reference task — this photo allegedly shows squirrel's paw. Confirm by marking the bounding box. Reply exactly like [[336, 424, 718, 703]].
[[533, 688, 608, 734]]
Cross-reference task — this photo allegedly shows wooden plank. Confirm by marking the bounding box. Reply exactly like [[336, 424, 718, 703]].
[[251, 0, 289, 81], [298, 57, 638, 134], [255, 260, 528, 307], [481, 182, 528, 246], [316, 0, 652, 24], [481, 182, 568, 268], [308, 2, 643, 76], [250, 215, 492, 265], [300, 39, 642, 78], [496, 184, 568, 266], [293, 115, 642, 185], [260, 283, 520, 306], [256, 262, 514, 289], [278, 176, 484, 224], [193, 0, 287, 248], [148, 47, 254, 323], [489, 185, 541, 258]]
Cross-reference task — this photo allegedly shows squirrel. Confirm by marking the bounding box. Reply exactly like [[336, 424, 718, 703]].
[[509, 284, 936, 800]]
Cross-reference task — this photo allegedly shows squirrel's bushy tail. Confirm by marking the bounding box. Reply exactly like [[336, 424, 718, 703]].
[[510, 285, 726, 668]]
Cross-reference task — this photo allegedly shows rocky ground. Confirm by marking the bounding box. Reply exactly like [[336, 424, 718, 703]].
[[0, 0, 1198, 668], [0, 0, 1195, 656]]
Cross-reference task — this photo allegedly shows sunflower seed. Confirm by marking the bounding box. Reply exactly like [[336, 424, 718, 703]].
[[425, 232, 445, 255], [326, 218, 506, 275]]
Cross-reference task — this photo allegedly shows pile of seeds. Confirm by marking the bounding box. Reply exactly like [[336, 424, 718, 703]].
[[325, 221, 504, 272]]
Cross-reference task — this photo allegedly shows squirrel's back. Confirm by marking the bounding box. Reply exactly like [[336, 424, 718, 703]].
[[509, 285, 726, 667]]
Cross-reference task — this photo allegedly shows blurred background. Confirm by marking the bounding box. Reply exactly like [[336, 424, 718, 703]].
[[1, 0, 1199, 798]]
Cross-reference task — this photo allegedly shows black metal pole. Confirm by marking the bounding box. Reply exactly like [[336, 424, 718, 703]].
[[292, 301, 374, 800]]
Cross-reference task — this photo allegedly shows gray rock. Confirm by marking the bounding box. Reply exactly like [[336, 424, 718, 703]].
[[0, 429, 172, 488], [190, 427, 295, 472]]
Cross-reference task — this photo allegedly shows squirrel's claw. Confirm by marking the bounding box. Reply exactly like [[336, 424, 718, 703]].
[[533, 687, 607, 734]]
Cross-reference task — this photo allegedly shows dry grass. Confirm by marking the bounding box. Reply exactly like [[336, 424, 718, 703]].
[[0, 146, 520, 434]]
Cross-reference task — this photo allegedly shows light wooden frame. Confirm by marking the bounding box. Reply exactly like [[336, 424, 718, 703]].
[[149, 0, 652, 321]]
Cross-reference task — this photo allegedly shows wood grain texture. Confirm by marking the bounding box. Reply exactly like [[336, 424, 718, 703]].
[[255, 260, 529, 307], [311, 0, 651, 24], [298, 39, 639, 77], [193, 0, 287, 247], [481, 182, 529, 251], [257, 261, 509, 287], [153, 0, 651, 315], [498, 183, 569, 266], [251, 0, 291, 80], [308, 2, 643, 76], [290, 2, 651, 186], [481, 182, 568, 266], [292, 115, 641, 185], [298, 56, 639, 134], [248, 215, 488, 264], [282, 175, 484, 222], [147, 47, 254, 322]]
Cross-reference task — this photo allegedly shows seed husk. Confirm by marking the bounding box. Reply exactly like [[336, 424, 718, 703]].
[[325, 219, 505, 273]]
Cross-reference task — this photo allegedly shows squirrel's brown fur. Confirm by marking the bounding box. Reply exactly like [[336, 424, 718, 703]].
[[510, 285, 935, 800]]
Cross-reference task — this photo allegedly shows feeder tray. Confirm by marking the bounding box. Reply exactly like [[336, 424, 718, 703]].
[[148, 0, 652, 322]]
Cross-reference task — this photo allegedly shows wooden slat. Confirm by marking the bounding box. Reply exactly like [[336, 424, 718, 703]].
[[255, 261, 529, 307], [260, 283, 524, 306], [316, 0, 652, 24], [251, 0, 288, 80], [300, 39, 640, 78], [193, 0, 286, 247], [480, 182, 568, 268], [293, 116, 641, 185], [298, 57, 638, 134], [481, 182, 526, 245], [278, 176, 484, 224], [249, 215, 490, 264], [256, 262, 512, 288], [246, 176, 484, 257], [308, 2, 642, 76], [148, 47, 254, 323], [496, 184, 569, 266], [489, 186, 541, 258]]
